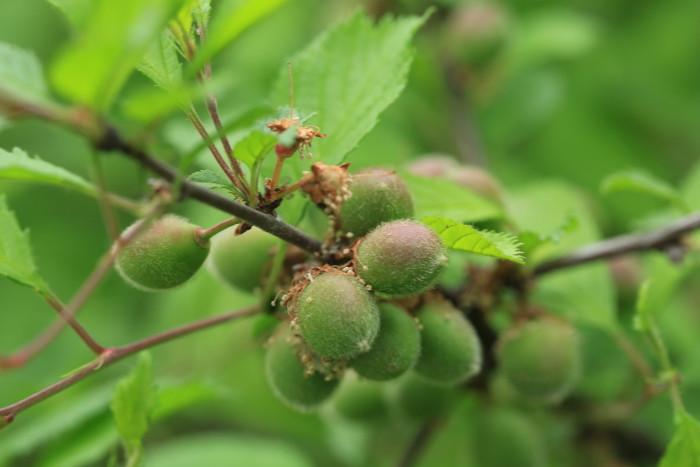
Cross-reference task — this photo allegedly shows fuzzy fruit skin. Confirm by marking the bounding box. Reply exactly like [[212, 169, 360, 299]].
[[339, 169, 414, 237], [355, 220, 446, 297], [296, 272, 380, 360], [265, 327, 338, 411], [209, 228, 277, 292], [116, 215, 209, 291], [473, 407, 546, 467], [394, 373, 457, 420], [334, 377, 388, 422], [351, 303, 421, 381], [414, 300, 482, 385], [498, 319, 581, 404]]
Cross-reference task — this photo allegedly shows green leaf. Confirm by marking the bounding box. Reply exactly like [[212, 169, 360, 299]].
[[659, 413, 700, 467], [0, 195, 48, 292], [682, 160, 700, 211], [47, 0, 96, 29], [0, 385, 114, 463], [111, 353, 157, 453], [187, 169, 240, 197], [602, 170, 689, 212], [0, 42, 51, 107], [145, 434, 313, 467], [51, 0, 182, 110], [138, 31, 182, 91], [402, 172, 502, 222], [510, 182, 617, 330], [271, 11, 428, 167], [235, 130, 276, 169], [0, 147, 95, 196], [423, 216, 524, 264], [190, 0, 288, 73], [634, 257, 689, 333], [35, 413, 118, 467]]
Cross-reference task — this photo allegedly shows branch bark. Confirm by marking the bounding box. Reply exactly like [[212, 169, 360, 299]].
[[534, 211, 700, 275], [96, 126, 323, 255], [0, 305, 259, 422]]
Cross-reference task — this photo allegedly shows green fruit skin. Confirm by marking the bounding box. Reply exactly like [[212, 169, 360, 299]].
[[355, 220, 446, 298], [209, 228, 277, 292], [339, 169, 414, 237], [394, 373, 457, 420], [473, 407, 547, 467], [116, 215, 209, 291], [296, 272, 380, 360], [414, 300, 482, 385], [351, 303, 421, 381], [265, 328, 338, 411], [498, 319, 581, 404], [334, 377, 388, 423]]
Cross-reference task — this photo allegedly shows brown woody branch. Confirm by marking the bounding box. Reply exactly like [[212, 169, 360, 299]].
[[0, 305, 259, 424], [95, 126, 322, 255], [534, 211, 700, 275]]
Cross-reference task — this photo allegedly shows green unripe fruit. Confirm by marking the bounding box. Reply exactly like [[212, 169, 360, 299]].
[[265, 327, 338, 411], [333, 377, 388, 423], [355, 220, 446, 297], [498, 318, 581, 404], [209, 228, 277, 292], [445, 3, 508, 68], [339, 169, 414, 237], [351, 303, 420, 381], [473, 407, 546, 467], [394, 373, 457, 420], [295, 272, 380, 360], [116, 215, 209, 291], [414, 300, 482, 385]]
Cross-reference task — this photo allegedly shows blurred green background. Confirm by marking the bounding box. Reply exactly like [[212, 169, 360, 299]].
[[0, 0, 699, 466]]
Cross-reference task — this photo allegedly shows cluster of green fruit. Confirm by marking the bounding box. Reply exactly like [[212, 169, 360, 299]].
[[264, 169, 484, 412], [112, 164, 581, 417]]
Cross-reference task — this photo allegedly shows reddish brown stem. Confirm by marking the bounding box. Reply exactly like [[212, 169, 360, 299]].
[[186, 111, 249, 198], [0, 204, 167, 370], [0, 305, 258, 421]]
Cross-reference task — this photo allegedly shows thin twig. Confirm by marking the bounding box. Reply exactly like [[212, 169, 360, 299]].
[[42, 293, 105, 355], [186, 110, 245, 194], [397, 419, 441, 467], [534, 211, 700, 275], [0, 306, 259, 423], [0, 204, 168, 370], [197, 217, 240, 241], [89, 150, 119, 240], [96, 127, 323, 254]]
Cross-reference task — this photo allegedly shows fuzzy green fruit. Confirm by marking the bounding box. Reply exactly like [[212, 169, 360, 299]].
[[473, 407, 546, 467], [265, 327, 339, 411], [116, 215, 209, 291], [339, 169, 414, 237], [498, 319, 581, 404], [209, 228, 277, 292], [333, 377, 388, 423], [414, 300, 482, 385], [355, 220, 446, 297], [295, 272, 380, 360], [351, 303, 420, 381], [394, 373, 457, 420]]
